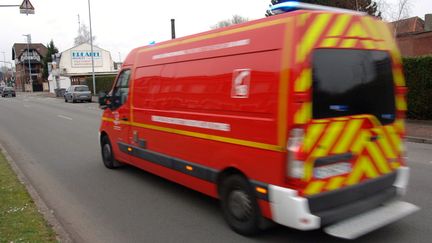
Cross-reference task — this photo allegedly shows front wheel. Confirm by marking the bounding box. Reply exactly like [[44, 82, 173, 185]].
[[101, 136, 123, 169], [220, 174, 262, 236]]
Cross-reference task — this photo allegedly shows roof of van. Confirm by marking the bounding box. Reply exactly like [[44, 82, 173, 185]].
[[122, 11, 301, 67]]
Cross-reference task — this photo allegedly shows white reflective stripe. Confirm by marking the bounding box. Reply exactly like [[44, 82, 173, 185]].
[[151, 115, 231, 132], [152, 39, 250, 60], [269, 185, 320, 230]]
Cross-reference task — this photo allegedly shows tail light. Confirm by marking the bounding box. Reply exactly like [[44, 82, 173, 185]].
[[287, 128, 305, 179]]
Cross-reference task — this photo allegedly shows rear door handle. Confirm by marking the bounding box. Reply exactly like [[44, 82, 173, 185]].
[[121, 117, 129, 121]]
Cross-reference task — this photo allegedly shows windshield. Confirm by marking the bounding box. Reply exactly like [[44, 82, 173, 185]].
[[75, 86, 89, 92], [312, 49, 396, 125]]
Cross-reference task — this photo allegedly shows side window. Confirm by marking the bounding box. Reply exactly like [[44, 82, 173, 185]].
[[111, 69, 131, 109]]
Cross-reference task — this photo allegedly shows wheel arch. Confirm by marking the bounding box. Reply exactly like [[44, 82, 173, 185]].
[[216, 167, 248, 197]]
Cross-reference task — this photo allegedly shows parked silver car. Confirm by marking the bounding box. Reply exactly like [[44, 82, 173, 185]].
[[64, 85, 92, 103]]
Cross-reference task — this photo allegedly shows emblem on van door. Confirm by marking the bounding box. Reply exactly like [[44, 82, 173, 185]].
[[231, 69, 251, 98]]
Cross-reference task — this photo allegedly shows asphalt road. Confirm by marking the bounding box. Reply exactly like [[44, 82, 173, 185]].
[[0, 93, 431, 243]]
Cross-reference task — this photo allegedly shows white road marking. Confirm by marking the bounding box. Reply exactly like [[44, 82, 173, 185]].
[[57, 115, 73, 120]]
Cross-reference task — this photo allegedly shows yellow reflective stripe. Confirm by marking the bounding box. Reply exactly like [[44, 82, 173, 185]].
[[351, 130, 370, 154], [346, 22, 369, 38], [101, 117, 284, 152], [366, 142, 391, 174], [346, 156, 379, 185], [303, 181, 326, 196], [311, 121, 345, 158], [333, 119, 363, 154], [393, 69, 406, 87], [362, 16, 380, 37], [294, 68, 312, 92], [391, 161, 401, 169], [394, 119, 405, 134], [277, 20, 294, 147], [102, 117, 131, 125], [373, 128, 397, 159], [298, 13, 311, 27], [328, 14, 352, 37], [326, 176, 345, 191], [303, 123, 326, 153], [362, 40, 376, 49], [297, 13, 332, 63], [320, 37, 339, 47], [385, 126, 402, 153], [294, 102, 312, 125], [396, 95, 407, 111], [341, 39, 358, 48]]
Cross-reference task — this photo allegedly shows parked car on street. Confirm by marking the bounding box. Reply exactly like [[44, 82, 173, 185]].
[[64, 85, 92, 103], [1, 87, 16, 97]]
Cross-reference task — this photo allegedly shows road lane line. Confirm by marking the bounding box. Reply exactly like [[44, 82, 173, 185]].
[[57, 115, 73, 120]]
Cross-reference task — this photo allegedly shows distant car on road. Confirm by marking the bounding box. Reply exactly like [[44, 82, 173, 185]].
[[64, 85, 92, 103], [1, 87, 16, 97]]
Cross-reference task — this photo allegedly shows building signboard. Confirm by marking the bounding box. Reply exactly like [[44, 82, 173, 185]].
[[71, 50, 103, 67]]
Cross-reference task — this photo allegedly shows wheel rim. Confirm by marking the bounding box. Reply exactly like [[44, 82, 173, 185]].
[[102, 143, 112, 162], [228, 189, 253, 221]]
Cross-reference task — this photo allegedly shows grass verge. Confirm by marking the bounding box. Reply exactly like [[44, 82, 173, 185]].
[[0, 151, 56, 242]]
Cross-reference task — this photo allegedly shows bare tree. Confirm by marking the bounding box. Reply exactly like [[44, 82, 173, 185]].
[[74, 23, 96, 46], [378, 0, 412, 21], [211, 15, 249, 29]]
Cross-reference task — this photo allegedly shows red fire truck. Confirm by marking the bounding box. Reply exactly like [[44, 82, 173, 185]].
[[98, 2, 418, 239]]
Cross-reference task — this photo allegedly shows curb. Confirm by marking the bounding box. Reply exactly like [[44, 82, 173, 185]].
[[406, 136, 432, 144], [0, 143, 74, 243]]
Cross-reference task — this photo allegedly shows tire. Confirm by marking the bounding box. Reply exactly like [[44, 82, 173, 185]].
[[220, 174, 262, 236], [64, 98, 67, 102], [101, 135, 123, 169]]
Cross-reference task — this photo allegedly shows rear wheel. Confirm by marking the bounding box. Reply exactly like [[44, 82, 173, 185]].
[[220, 174, 262, 235], [101, 135, 123, 169]]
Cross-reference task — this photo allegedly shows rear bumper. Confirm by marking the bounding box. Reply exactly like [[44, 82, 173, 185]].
[[268, 166, 411, 231]]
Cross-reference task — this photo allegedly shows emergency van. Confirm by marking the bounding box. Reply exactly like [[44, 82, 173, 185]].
[[98, 2, 418, 239]]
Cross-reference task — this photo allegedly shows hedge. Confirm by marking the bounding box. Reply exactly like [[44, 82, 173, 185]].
[[85, 75, 117, 94], [403, 56, 432, 120]]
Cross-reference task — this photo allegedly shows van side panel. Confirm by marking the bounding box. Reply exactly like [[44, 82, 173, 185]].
[[105, 19, 297, 212]]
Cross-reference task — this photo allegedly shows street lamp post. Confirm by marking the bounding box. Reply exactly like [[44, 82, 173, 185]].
[[23, 34, 32, 92], [88, 0, 96, 95]]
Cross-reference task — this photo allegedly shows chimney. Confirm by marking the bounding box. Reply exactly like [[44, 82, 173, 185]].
[[425, 14, 432, 31]]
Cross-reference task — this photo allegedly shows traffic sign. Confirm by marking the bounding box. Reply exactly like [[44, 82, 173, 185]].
[[19, 0, 34, 15]]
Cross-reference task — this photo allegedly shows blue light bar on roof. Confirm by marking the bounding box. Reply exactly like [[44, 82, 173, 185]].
[[270, 1, 365, 15]]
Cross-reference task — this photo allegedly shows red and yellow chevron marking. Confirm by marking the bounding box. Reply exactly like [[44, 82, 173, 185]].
[[288, 12, 406, 196], [292, 13, 407, 128], [300, 115, 403, 196]]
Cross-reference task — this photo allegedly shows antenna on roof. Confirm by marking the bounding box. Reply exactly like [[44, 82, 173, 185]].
[[78, 14, 81, 33]]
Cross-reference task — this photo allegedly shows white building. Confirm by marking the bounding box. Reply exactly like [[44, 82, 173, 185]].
[[49, 43, 117, 93], [59, 43, 114, 75]]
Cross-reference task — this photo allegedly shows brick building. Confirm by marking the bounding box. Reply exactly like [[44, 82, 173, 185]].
[[12, 43, 48, 91], [390, 14, 432, 57]]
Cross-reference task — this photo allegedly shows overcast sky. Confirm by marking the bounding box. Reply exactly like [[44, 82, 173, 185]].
[[0, 0, 430, 66]]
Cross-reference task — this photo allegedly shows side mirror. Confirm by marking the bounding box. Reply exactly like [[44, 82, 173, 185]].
[[98, 91, 111, 110]]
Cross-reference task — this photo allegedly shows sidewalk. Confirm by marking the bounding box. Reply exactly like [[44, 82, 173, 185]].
[[406, 120, 432, 144]]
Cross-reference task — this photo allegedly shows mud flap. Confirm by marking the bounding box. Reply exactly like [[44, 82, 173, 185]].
[[324, 201, 419, 239]]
